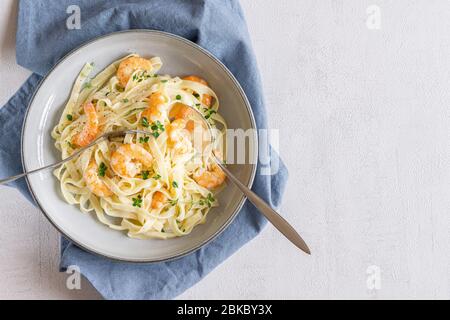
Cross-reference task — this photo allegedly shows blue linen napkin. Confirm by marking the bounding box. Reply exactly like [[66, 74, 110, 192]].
[[0, 0, 288, 299]]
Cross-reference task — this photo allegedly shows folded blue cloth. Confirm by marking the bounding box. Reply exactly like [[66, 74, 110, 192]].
[[0, 0, 288, 299]]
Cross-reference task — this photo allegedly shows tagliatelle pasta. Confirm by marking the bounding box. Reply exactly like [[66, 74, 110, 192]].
[[51, 54, 227, 239]]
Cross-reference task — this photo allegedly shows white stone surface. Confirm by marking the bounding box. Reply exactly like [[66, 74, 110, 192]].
[[1, 0, 449, 299]]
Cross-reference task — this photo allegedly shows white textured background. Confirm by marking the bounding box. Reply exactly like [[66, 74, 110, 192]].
[[1, 0, 449, 299]]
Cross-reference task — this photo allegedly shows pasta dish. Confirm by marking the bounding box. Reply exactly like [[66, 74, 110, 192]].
[[51, 54, 227, 239]]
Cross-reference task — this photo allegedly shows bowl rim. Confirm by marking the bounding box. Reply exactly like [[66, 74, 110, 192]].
[[20, 29, 258, 263]]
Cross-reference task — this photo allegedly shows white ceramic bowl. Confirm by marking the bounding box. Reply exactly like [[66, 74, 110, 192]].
[[21, 30, 257, 262]]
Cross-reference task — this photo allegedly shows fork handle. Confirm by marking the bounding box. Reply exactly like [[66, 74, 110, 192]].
[[0, 172, 29, 185], [214, 159, 311, 255], [0, 160, 66, 185]]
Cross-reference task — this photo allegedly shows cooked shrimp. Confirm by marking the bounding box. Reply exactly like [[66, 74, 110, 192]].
[[169, 102, 194, 120], [141, 92, 167, 123], [110, 144, 153, 178], [151, 191, 167, 209], [72, 102, 98, 147], [193, 163, 226, 189], [169, 102, 195, 131], [84, 160, 112, 197], [183, 75, 209, 86], [183, 75, 212, 107], [167, 119, 191, 154], [117, 56, 152, 87], [167, 119, 188, 143], [148, 92, 167, 107]]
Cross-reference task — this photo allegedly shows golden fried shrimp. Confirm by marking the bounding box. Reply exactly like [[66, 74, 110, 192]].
[[83, 160, 112, 197], [72, 102, 99, 147], [151, 191, 167, 209], [183, 75, 212, 107], [141, 92, 167, 123], [110, 144, 153, 178], [193, 163, 226, 189], [117, 56, 153, 87]]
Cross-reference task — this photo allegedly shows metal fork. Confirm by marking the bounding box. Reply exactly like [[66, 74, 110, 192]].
[[4, 125, 311, 254]]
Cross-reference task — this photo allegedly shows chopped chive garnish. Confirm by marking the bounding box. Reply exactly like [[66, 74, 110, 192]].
[[204, 108, 217, 119], [141, 170, 150, 180], [153, 174, 161, 180], [150, 120, 165, 138], [193, 93, 200, 98], [139, 136, 150, 143], [175, 94, 182, 100], [66, 114, 73, 121], [98, 162, 107, 177], [198, 193, 215, 207], [161, 79, 168, 83], [132, 195, 142, 208], [122, 98, 129, 103], [172, 181, 178, 188], [141, 117, 150, 128], [206, 193, 215, 207], [169, 199, 178, 206]]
